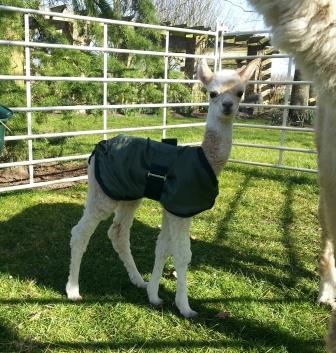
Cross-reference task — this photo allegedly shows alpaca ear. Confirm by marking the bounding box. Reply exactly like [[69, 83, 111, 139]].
[[238, 58, 261, 83], [236, 65, 246, 74], [197, 59, 214, 85]]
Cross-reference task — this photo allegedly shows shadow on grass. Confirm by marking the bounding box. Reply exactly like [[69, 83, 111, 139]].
[[0, 168, 323, 352], [281, 180, 303, 288], [216, 173, 253, 241], [0, 199, 316, 299], [0, 335, 323, 353], [0, 202, 159, 297], [0, 306, 324, 353], [213, 166, 317, 291]]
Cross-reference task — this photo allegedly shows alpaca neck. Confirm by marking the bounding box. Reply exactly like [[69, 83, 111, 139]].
[[201, 116, 233, 176]]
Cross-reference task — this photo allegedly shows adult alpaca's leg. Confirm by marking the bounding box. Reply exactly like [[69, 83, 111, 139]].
[[327, 310, 336, 352], [108, 199, 146, 288], [318, 192, 336, 304], [319, 180, 336, 306], [317, 106, 336, 305]]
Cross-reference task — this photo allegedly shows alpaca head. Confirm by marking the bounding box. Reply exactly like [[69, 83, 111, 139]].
[[197, 59, 260, 124]]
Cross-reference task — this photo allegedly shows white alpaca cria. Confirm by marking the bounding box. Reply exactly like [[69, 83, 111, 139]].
[[246, 0, 336, 350], [66, 59, 260, 318]]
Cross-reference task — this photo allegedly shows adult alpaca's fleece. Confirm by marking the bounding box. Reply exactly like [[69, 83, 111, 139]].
[[246, 0, 336, 351]]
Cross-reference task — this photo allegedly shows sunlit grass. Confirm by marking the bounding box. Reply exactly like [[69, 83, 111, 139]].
[[0, 163, 328, 353]]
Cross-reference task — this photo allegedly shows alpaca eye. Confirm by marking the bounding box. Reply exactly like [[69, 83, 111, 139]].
[[210, 91, 218, 99], [237, 90, 244, 98]]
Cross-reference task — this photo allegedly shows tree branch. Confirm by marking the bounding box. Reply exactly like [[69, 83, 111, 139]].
[[222, 0, 255, 13]]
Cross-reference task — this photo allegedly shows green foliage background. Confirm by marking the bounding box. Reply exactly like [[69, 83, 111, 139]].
[[0, 0, 196, 160]]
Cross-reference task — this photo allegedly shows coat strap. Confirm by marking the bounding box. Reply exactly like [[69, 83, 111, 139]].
[[144, 163, 168, 201]]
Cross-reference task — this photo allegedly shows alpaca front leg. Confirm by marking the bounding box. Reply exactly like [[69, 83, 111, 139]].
[[147, 229, 170, 306], [318, 238, 336, 305], [108, 200, 146, 288], [171, 219, 197, 318], [66, 212, 103, 300]]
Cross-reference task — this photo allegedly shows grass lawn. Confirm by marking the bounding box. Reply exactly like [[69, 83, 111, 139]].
[[0, 163, 329, 353]]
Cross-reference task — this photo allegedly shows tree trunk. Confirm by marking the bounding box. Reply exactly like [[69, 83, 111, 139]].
[[289, 68, 310, 126]]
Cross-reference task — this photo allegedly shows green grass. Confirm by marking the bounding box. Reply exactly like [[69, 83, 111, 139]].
[[0, 164, 329, 353]]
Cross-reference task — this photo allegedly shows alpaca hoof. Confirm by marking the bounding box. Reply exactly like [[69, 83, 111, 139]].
[[130, 276, 148, 289], [318, 285, 336, 306], [66, 283, 82, 301], [318, 294, 335, 306], [149, 296, 164, 306], [136, 280, 148, 289], [180, 309, 198, 319], [68, 293, 82, 301]]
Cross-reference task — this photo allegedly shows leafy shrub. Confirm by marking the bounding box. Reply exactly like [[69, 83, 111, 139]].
[[168, 71, 193, 116]]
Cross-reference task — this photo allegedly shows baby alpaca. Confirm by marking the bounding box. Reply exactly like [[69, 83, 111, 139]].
[[66, 59, 260, 318], [246, 0, 336, 350]]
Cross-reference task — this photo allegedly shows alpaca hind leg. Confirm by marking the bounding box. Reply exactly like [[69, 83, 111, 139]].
[[107, 200, 146, 288], [66, 209, 108, 300], [147, 213, 171, 306], [318, 189, 336, 305]]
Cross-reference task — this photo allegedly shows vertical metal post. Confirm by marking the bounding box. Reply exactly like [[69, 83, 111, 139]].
[[103, 23, 108, 140], [219, 26, 224, 71], [278, 57, 294, 165], [214, 22, 219, 72], [24, 14, 34, 185], [162, 30, 169, 139]]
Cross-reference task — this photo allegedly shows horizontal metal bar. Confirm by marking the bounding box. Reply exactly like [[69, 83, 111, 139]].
[[0, 75, 314, 86], [248, 80, 314, 85], [233, 142, 317, 154], [221, 54, 290, 60], [0, 175, 88, 193], [0, 157, 317, 194], [0, 39, 215, 60], [228, 159, 318, 173], [0, 75, 199, 84], [9, 102, 209, 112], [0, 5, 216, 36], [4, 122, 207, 141], [4, 121, 314, 143], [0, 154, 90, 169], [0, 140, 317, 169], [0, 159, 317, 193], [239, 103, 317, 110], [234, 123, 314, 132], [7, 102, 317, 113], [223, 29, 271, 36], [183, 141, 317, 153]]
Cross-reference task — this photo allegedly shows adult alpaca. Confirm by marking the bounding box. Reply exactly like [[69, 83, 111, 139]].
[[66, 59, 260, 318], [246, 0, 336, 350]]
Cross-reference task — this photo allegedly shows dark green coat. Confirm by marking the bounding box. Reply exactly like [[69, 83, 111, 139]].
[[92, 134, 218, 218]]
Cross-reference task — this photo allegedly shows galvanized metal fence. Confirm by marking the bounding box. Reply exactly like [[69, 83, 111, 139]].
[[0, 5, 317, 193]]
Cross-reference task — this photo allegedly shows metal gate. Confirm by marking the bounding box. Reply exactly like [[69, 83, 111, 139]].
[[0, 5, 317, 193]]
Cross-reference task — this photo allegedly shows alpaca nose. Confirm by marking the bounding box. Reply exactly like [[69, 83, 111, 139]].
[[222, 101, 233, 113]]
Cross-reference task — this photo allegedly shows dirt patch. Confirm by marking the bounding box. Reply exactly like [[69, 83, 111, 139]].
[[0, 162, 87, 188]]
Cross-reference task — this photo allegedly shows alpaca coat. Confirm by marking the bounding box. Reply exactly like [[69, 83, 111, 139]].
[[91, 134, 219, 218]]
